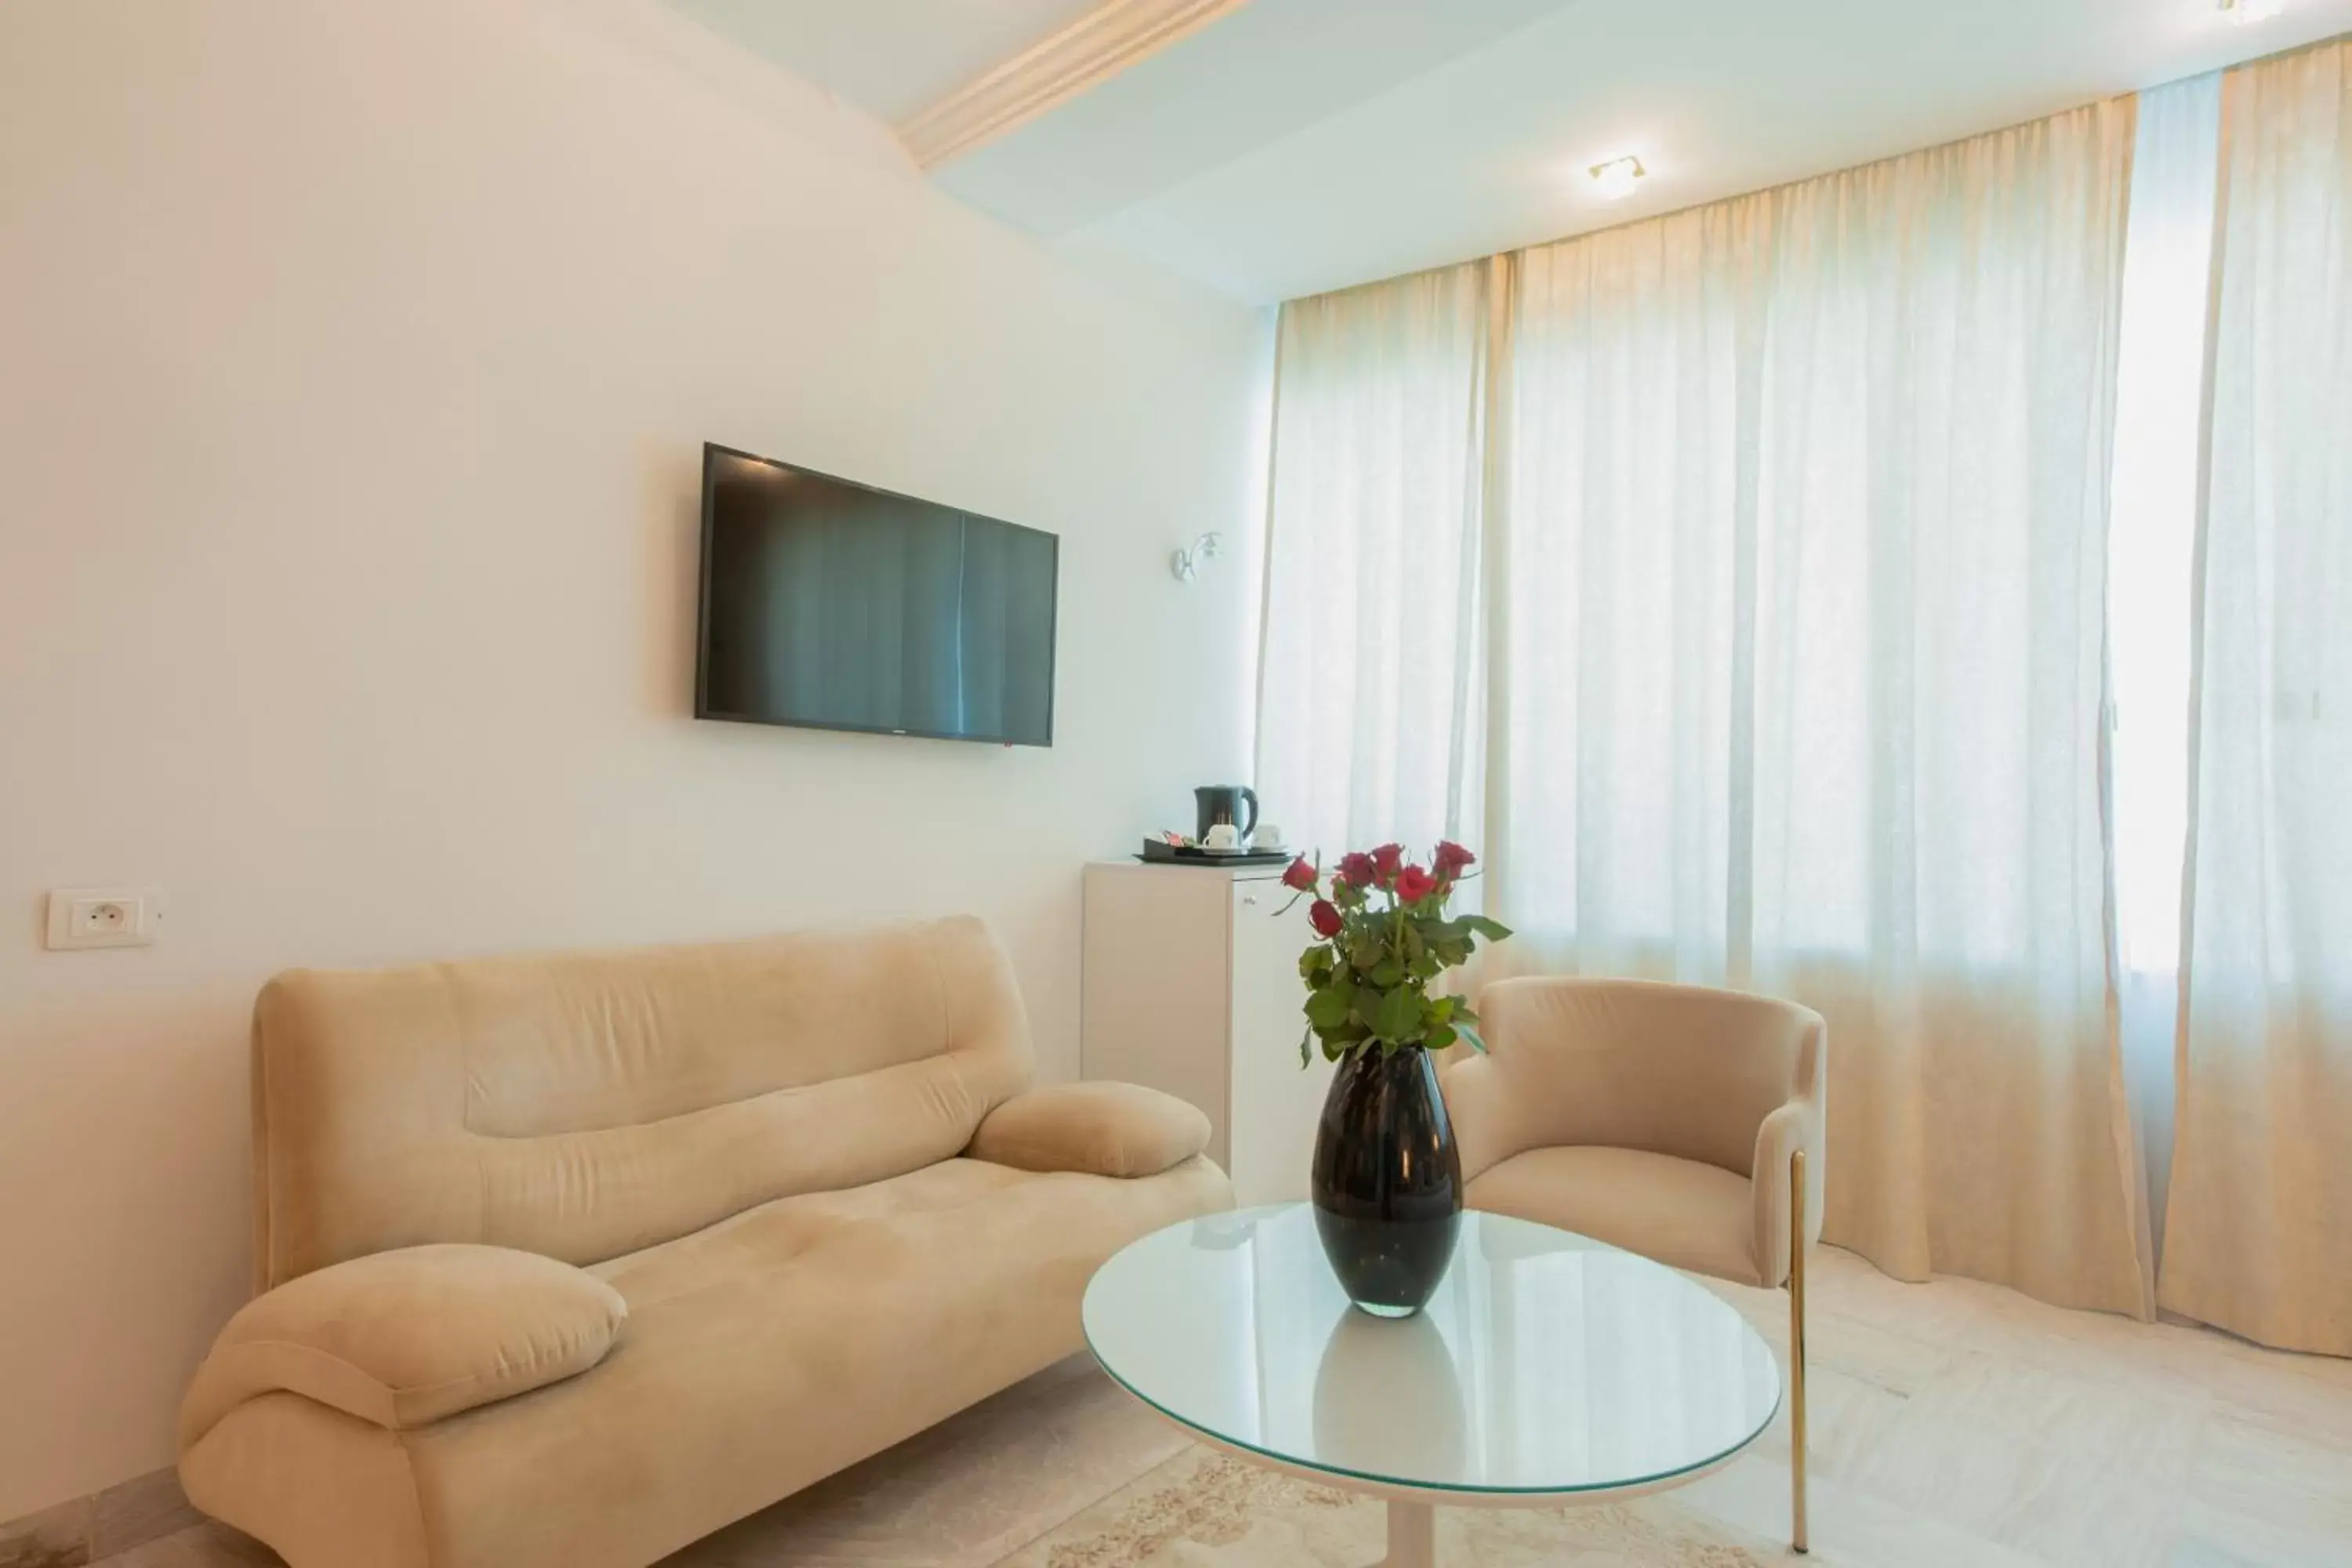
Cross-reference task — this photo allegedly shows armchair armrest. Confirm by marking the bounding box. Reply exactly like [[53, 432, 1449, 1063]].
[[1751, 1099, 1826, 1289], [179, 1243, 627, 1450], [967, 1081, 1211, 1179], [1440, 1050, 1528, 1187]]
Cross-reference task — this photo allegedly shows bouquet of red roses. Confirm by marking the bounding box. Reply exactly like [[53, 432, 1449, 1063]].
[[1277, 841, 1512, 1064]]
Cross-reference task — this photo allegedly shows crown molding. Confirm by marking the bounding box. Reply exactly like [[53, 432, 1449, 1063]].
[[898, 0, 1253, 170]]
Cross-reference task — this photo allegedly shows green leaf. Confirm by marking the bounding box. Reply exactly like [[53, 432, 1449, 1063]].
[[1368, 958, 1405, 989], [1459, 914, 1514, 942], [1316, 1011, 1372, 1050], [1425, 1022, 1458, 1051], [1305, 980, 1356, 1031], [1298, 1024, 1313, 1067], [1370, 985, 1421, 1043]]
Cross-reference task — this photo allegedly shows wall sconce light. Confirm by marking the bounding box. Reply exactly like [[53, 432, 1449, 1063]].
[[1171, 531, 1223, 584]]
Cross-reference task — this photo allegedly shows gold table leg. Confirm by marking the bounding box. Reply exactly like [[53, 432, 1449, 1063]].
[[1791, 1145, 1809, 1555]]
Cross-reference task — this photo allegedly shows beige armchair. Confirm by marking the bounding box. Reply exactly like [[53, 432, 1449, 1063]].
[[1443, 977, 1826, 1552]]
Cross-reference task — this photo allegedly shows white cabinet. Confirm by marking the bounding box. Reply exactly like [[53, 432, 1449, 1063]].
[[1081, 862, 1337, 1206]]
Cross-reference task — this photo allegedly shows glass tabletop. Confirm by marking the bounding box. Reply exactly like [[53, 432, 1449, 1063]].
[[1082, 1203, 1782, 1501]]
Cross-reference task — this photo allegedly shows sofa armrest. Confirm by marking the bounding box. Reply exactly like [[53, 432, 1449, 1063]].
[[967, 1082, 1211, 1179], [179, 1243, 627, 1449]]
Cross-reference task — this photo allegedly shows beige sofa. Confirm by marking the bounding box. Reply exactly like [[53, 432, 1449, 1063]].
[[177, 917, 1231, 1568]]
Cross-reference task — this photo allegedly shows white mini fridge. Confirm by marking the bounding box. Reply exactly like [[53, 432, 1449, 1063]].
[[1080, 861, 1338, 1207]]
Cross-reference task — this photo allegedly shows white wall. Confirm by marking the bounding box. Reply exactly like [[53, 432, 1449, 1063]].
[[0, 0, 1270, 1519]]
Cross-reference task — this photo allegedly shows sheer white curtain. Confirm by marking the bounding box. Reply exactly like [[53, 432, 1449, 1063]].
[[1491, 207, 1747, 982], [2161, 39, 2352, 1358], [1258, 101, 2152, 1315], [1746, 104, 2144, 1311], [1499, 102, 2148, 1312], [1255, 262, 1490, 859]]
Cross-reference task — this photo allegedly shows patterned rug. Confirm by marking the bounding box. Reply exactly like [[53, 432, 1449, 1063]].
[[992, 1446, 1777, 1567]]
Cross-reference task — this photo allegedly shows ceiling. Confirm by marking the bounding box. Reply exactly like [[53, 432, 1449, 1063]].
[[674, 0, 2352, 303]]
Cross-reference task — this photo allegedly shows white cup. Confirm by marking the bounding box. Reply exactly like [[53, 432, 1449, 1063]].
[[1203, 823, 1242, 851], [1250, 823, 1285, 851]]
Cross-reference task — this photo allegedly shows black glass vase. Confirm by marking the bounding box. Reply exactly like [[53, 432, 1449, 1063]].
[[1309, 1044, 1463, 1318]]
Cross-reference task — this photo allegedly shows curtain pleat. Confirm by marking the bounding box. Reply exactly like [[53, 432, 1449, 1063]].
[[2160, 39, 2352, 1358]]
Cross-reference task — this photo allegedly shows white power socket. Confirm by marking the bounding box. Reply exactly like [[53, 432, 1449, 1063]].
[[44, 887, 163, 950]]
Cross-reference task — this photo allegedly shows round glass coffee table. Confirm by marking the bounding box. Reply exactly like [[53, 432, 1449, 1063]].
[[1082, 1203, 1781, 1567]]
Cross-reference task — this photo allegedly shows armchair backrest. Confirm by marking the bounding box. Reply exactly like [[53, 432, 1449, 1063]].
[[1449, 977, 1824, 1182], [248, 916, 1033, 1290]]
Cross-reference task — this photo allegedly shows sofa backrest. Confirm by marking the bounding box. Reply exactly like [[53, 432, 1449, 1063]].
[[249, 916, 1034, 1290]]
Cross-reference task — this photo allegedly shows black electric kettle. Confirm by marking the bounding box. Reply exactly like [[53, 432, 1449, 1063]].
[[1193, 785, 1259, 842]]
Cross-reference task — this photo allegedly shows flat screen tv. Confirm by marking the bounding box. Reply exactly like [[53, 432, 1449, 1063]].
[[694, 444, 1058, 746]]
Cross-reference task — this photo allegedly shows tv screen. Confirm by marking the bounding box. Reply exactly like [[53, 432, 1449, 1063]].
[[694, 444, 1058, 746]]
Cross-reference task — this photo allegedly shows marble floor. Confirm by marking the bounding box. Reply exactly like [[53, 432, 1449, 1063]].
[[106, 1247, 2352, 1567]]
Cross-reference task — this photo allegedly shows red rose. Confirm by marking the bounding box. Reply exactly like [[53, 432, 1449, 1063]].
[[1370, 843, 1405, 883], [1282, 855, 1319, 892], [1432, 840, 1476, 877], [1308, 898, 1344, 938], [1337, 851, 1377, 888], [1395, 865, 1437, 904]]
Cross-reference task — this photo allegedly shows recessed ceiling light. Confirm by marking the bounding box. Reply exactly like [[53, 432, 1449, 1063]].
[[1588, 155, 1646, 201], [2219, 0, 2282, 24]]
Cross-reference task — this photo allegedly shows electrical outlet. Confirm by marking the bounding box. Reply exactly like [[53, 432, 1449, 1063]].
[[44, 887, 163, 950]]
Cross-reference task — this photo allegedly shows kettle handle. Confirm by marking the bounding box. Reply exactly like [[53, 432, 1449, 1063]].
[[1240, 787, 1259, 840]]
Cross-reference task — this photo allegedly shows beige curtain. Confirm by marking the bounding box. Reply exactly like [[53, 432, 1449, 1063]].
[[1745, 105, 2146, 1312], [1501, 102, 2150, 1316], [2161, 39, 2352, 1357], [1259, 100, 2152, 1319]]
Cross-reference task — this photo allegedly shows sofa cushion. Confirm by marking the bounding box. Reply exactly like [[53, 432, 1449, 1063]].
[[180, 1243, 627, 1446], [1466, 1145, 1762, 1286], [967, 1082, 1211, 1178], [198, 1156, 1231, 1568]]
